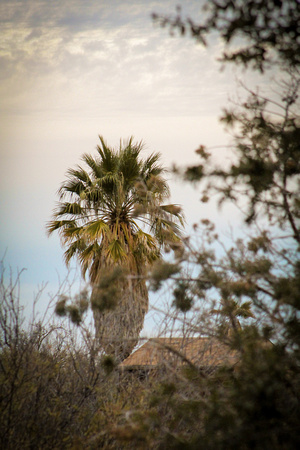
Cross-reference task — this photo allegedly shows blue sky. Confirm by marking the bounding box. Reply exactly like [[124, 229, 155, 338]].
[[0, 0, 271, 335]]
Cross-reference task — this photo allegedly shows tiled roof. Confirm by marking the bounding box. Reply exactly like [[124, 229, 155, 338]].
[[120, 337, 237, 369]]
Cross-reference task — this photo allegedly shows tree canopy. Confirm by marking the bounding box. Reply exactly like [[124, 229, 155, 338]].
[[47, 136, 183, 282]]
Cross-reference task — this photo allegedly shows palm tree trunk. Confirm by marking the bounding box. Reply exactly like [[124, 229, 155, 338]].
[[91, 277, 148, 362]]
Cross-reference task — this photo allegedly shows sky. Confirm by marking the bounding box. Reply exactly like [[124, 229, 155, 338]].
[[0, 0, 269, 335]]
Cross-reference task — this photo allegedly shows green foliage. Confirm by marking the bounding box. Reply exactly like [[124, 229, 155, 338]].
[[55, 288, 89, 325], [91, 266, 124, 312], [172, 281, 193, 312], [100, 354, 116, 375], [47, 136, 183, 282], [149, 260, 181, 291]]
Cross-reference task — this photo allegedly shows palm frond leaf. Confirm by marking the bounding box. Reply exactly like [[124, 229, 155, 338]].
[[82, 220, 110, 240], [96, 136, 118, 173], [64, 238, 87, 265], [48, 135, 184, 274], [54, 202, 84, 217], [46, 219, 76, 235], [79, 242, 101, 279], [81, 153, 102, 178], [105, 238, 127, 262], [59, 178, 86, 198], [141, 152, 164, 178]]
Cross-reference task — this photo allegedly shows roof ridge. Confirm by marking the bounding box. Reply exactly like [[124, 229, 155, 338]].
[[120, 336, 235, 368]]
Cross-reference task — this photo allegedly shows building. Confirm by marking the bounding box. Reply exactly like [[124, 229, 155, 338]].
[[120, 336, 237, 376]]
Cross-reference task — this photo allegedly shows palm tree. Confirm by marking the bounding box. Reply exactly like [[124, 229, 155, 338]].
[[47, 136, 183, 361]]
